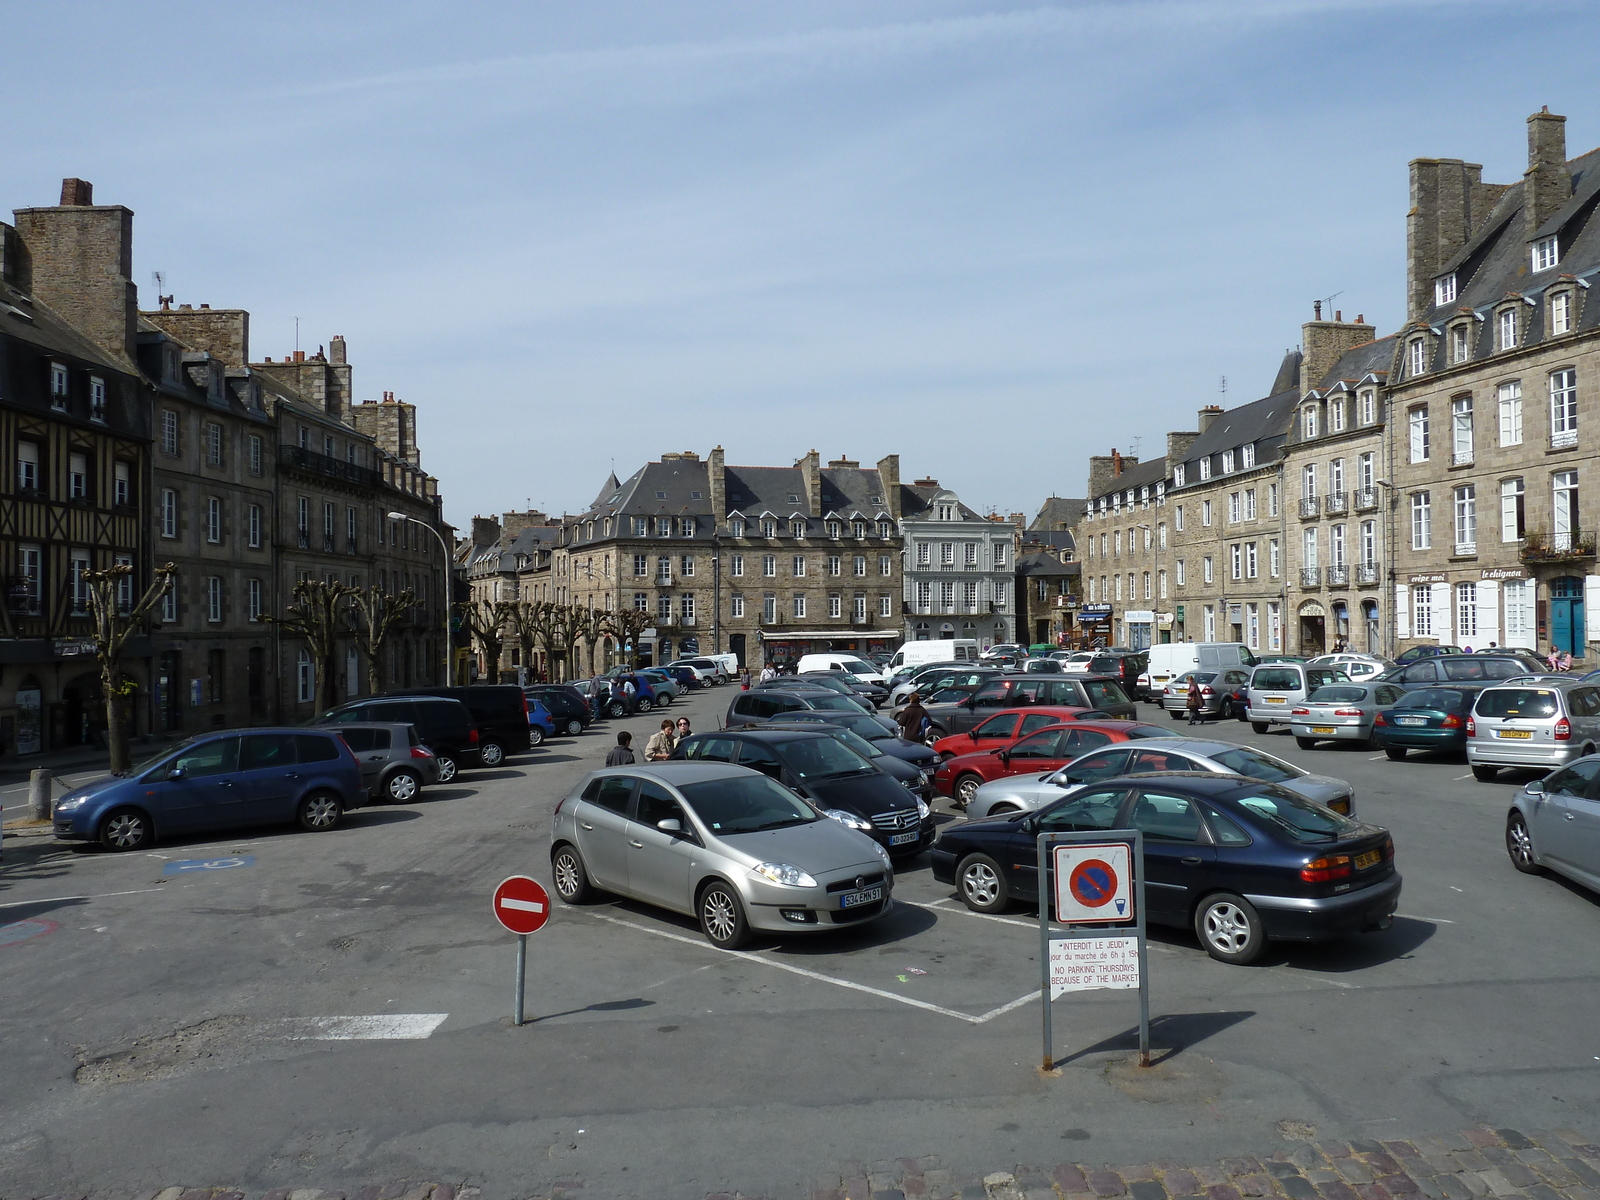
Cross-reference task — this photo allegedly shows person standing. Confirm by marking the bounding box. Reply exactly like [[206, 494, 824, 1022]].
[[644, 719, 676, 761], [1186, 676, 1204, 725], [896, 692, 930, 743], [675, 716, 692, 742], [605, 731, 636, 766], [759, 664, 776, 683]]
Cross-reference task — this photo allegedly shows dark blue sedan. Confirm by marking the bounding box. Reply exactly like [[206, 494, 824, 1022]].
[[929, 773, 1400, 964], [52, 728, 366, 852]]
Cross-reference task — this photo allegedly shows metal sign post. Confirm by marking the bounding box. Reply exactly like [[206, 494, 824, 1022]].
[[1037, 828, 1149, 1071], [493, 876, 551, 1026]]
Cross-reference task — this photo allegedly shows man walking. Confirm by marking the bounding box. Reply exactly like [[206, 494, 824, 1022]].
[[605, 731, 636, 766]]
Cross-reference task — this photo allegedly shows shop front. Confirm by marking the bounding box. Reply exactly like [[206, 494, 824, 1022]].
[[1076, 603, 1112, 649], [759, 631, 901, 667]]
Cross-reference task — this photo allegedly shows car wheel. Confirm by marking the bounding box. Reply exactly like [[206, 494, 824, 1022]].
[[1168, 708, 1184, 720], [957, 853, 1009, 913], [1251, 721, 1270, 734], [637, 696, 654, 712], [698, 880, 750, 949], [435, 754, 458, 784], [955, 773, 984, 806], [565, 719, 584, 736], [659, 693, 672, 705], [1506, 811, 1542, 874], [988, 803, 1020, 815], [1236, 703, 1249, 722], [925, 725, 945, 742], [98, 807, 152, 852], [1194, 892, 1266, 965], [552, 843, 597, 902], [1385, 746, 1407, 761], [297, 791, 343, 832], [607, 700, 627, 719], [479, 741, 506, 768], [1472, 765, 1499, 781], [384, 769, 422, 803], [528, 726, 546, 747], [1295, 736, 1318, 750]]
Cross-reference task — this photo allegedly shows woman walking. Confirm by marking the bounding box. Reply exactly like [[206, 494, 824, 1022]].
[[1186, 676, 1204, 725], [644, 718, 676, 761]]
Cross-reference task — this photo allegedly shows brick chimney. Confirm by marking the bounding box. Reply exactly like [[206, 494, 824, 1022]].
[[913, 477, 940, 488], [1087, 454, 1117, 499], [12, 179, 139, 368], [1301, 311, 1374, 392], [795, 449, 822, 514], [1525, 107, 1571, 243], [875, 454, 901, 521]]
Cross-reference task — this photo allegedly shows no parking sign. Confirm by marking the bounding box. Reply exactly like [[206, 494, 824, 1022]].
[[1052, 842, 1133, 924]]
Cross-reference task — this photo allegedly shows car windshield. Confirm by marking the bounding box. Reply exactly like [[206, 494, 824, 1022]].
[[844, 662, 873, 674], [1207, 746, 1301, 783], [1231, 788, 1358, 843], [1307, 686, 1370, 704], [780, 736, 874, 779], [1476, 688, 1560, 719], [827, 713, 892, 739], [129, 739, 199, 777], [808, 694, 866, 712], [680, 775, 820, 833], [818, 727, 884, 759], [1398, 688, 1469, 711]]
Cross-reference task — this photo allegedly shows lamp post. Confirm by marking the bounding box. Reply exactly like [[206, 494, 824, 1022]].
[[389, 510, 452, 686], [1370, 480, 1398, 658]]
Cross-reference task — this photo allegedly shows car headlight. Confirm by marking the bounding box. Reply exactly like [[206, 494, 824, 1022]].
[[915, 798, 930, 818], [873, 842, 893, 870], [54, 795, 86, 814], [750, 862, 818, 888], [823, 808, 873, 832]]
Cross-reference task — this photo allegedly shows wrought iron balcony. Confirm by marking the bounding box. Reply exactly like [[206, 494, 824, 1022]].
[[1300, 567, 1321, 587], [1521, 529, 1597, 563], [1325, 564, 1349, 587], [1353, 488, 1380, 511], [1299, 497, 1321, 519], [1356, 563, 1381, 584], [1324, 492, 1349, 515], [279, 444, 382, 489]]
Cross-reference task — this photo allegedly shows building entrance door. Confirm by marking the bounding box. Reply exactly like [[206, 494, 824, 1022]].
[[1549, 576, 1585, 655], [1299, 615, 1326, 656]]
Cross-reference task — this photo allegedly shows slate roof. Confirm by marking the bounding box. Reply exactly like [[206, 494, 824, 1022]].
[[1306, 334, 1396, 393], [1, 276, 137, 377], [1087, 455, 1167, 504], [1030, 497, 1087, 532], [1170, 350, 1302, 490], [1016, 550, 1080, 578]]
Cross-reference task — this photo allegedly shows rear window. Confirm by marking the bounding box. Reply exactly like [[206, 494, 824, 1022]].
[[1083, 680, 1130, 707], [296, 734, 342, 763], [1307, 686, 1370, 704], [1475, 688, 1562, 719], [1398, 688, 1469, 711], [1207, 746, 1300, 783], [780, 736, 872, 779], [1252, 668, 1300, 690], [1305, 669, 1349, 689], [1230, 788, 1359, 843]]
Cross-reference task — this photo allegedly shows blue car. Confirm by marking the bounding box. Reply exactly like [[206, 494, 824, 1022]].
[[52, 728, 366, 852], [526, 697, 557, 744]]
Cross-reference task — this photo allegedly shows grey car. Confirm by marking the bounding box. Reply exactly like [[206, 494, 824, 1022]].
[[724, 687, 874, 727], [1289, 683, 1412, 749], [1468, 680, 1600, 779], [1506, 756, 1600, 894], [334, 722, 441, 803], [965, 737, 1356, 820], [550, 761, 894, 948]]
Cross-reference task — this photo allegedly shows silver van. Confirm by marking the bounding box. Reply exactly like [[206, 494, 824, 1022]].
[[1467, 680, 1600, 780], [1246, 663, 1351, 732]]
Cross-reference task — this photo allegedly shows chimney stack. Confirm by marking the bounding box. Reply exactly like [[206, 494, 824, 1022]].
[[796, 449, 822, 514], [875, 454, 901, 521], [1525, 107, 1571, 243], [1197, 405, 1224, 434], [709, 445, 727, 523], [1301, 314, 1375, 393], [59, 178, 93, 206]]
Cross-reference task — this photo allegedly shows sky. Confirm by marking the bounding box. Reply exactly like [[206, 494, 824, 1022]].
[[5, 1, 1599, 531]]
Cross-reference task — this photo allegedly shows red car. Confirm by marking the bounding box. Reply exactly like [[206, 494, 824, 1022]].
[[934, 720, 1174, 806], [931, 706, 1104, 760]]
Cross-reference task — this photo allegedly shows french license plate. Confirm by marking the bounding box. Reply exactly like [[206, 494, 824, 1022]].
[[839, 886, 884, 908], [1267, 696, 1287, 704], [1312, 726, 1336, 735], [1397, 716, 1426, 726], [1497, 729, 1533, 739], [888, 831, 919, 846], [1354, 849, 1381, 870]]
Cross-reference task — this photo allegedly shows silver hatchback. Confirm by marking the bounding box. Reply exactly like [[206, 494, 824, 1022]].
[[1468, 681, 1600, 780], [550, 762, 894, 948]]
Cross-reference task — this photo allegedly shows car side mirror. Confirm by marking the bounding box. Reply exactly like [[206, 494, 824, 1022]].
[[168, 767, 187, 781], [1020, 814, 1038, 833], [656, 818, 683, 834], [1525, 780, 1545, 796], [998, 749, 1011, 764], [968, 729, 978, 740]]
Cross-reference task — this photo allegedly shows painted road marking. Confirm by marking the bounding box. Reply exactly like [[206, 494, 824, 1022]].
[[1396, 912, 1457, 924], [162, 855, 256, 875], [584, 911, 1038, 1025], [500, 897, 546, 914], [0, 887, 170, 911], [285, 1014, 448, 1040], [0, 918, 59, 947], [903, 898, 1035, 929]]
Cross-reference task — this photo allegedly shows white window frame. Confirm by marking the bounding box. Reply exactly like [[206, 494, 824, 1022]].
[[1532, 236, 1559, 272], [1501, 478, 1525, 543], [161, 488, 178, 538], [207, 576, 223, 623], [206, 496, 222, 544], [1551, 290, 1573, 335], [1451, 395, 1474, 465], [1269, 539, 1281, 578], [1409, 406, 1430, 463], [1450, 325, 1470, 364], [1498, 381, 1523, 446], [1453, 485, 1476, 554], [1435, 273, 1457, 306], [878, 594, 892, 618], [1550, 368, 1578, 447], [1409, 339, 1427, 376], [1497, 307, 1518, 352], [1411, 492, 1432, 550]]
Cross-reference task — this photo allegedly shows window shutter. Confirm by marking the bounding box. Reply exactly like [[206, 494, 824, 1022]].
[[1503, 580, 1535, 649], [1475, 580, 1499, 649], [1431, 583, 1451, 643], [1394, 584, 1410, 639], [1586, 577, 1600, 648]]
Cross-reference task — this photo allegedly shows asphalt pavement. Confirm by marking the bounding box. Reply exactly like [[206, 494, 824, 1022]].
[[1, 686, 1597, 1200]]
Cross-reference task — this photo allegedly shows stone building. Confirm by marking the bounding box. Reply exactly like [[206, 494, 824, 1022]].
[[1015, 543, 1082, 647], [0, 182, 151, 755], [1387, 108, 1600, 660], [899, 481, 1017, 647]]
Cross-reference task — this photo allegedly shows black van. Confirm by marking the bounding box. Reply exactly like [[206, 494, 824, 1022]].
[[392, 685, 532, 766], [316, 695, 480, 782]]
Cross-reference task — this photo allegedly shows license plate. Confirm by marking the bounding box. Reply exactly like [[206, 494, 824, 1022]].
[[839, 886, 884, 907], [1397, 716, 1426, 726], [1267, 696, 1287, 704], [1354, 849, 1380, 870], [888, 831, 919, 846], [1496, 729, 1533, 739], [1312, 726, 1336, 735]]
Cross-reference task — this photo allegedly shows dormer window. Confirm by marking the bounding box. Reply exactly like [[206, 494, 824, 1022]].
[[1532, 236, 1559, 272], [877, 520, 891, 537], [657, 517, 672, 537], [1435, 274, 1457, 306], [729, 518, 744, 537], [89, 376, 107, 421], [856, 520, 869, 537], [1408, 338, 1428, 377], [1358, 390, 1376, 425], [1221, 449, 1235, 473], [790, 519, 806, 537], [50, 362, 69, 407], [1329, 399, 1345, 433], [1497, 307, 1519, 352], [1551, 290, 1574, 335], [1301, 405, 1317, 439], [1198, 458, 1212, 481], [826, 519, 841, 538], [635, 516, 649, 536], [1172, 464, 1186, 488], [1449, 324, 1470, 364], [761, 519, 777, 538]]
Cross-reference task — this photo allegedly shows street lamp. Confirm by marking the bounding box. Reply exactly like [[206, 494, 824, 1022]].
[[389, 510, 452, 686]]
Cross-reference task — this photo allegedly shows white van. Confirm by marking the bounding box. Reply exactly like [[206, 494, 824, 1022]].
[[1145, 642, 1257, 695], [886, 640, 980, 673], [796, 653, 888, 684]]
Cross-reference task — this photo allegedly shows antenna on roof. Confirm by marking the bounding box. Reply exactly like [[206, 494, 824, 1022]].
[[295, 317, 300, 354], [1129, 436, 1142, 458], [1220, 375, 1227, 404]]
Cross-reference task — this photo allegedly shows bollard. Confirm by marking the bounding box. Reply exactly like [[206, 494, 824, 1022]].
[[28, 768, 52, 821]]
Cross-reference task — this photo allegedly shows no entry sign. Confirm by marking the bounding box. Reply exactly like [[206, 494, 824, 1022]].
[[493, 876, 551, 936], [1052, 842, 1133, 924]]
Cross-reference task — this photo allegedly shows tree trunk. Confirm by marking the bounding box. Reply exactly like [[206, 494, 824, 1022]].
[[102, 664, 131, 775], [320, 648, 341, 712]]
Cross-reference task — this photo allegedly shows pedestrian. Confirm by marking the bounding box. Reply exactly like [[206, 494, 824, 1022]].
[[605, 730, 636, 766], [759, 664, 776, 683], [644, 719, 676, 761], [675, 716, 692, 742], [1560, 649, 1574, 671], [896, 691, 930, 745], [740, 668, 751, 690], [1488, 641, 1498, 651], [621, 675, 637, 708], [1186, 676, 1204, 725]]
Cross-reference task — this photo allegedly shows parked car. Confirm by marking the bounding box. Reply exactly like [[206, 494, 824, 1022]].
[[1245, 663, 1351, 732], [1021, 657, 1064, 673], [392, 685, 534, 766], [601, 669, 663, 711], [524, 697, 556, 744], [1144, 643, 1257, 695], [889, 665, 998, 706], [795, 671, 888, 707], [886, 639, 979, 674], [724, 686, 877, 727], [334, 722, 441, 803], [525, 685, 593, 736], [1159, 669, 1253, 720], [674, 728, 935, 857], [666, 657, 731, 684], [1057, 652, 1098, 674], [1253, 655, 1307, 666], [1289, 682, 1412, 748], [981, 643, 1026, 661], [964, 736, 1354, 820], [1073, 651, 1149, 699], [549, 762, 894, 948], [316, 694, 480, 782], [1395, 645, 1463, 663], [935, 720, 1174, 806], [797, 653, 889, 685], [773, 709, 937, 770], [758, 675, 878, 707], [1306, 654, 1396, 682], [1381, 653, 1546, 688], [1505, 759, 1600, 893], [930, 706, 1107, 760], [1373, 686, 1489, 759], [921, 673, 1137, 736], [763, 721, 933, 799], [931, 774, 1398, 964], [658, 665, 704, 691], [638, 669, 680, 704], [52, 729, 366, 851], [1467, 680, 1600, 780]]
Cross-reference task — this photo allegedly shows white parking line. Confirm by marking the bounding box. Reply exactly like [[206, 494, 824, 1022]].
[[584, 911, 1038, 1025], [1395, 912, 1456, 924], [284, 1014, 448, 1040], [1367, 754, 1389, 760], [0, 886, 170, 911]]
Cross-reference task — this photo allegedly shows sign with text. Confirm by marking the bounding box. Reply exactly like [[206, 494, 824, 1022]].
[[1049, 935, 1141, 997], [1052, 841, 1133, 924]]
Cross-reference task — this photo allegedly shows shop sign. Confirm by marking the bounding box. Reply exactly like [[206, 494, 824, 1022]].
[[1124, 610, 1154, 623], [1407, 572, 1448, 585], [1480, 567, 1526, 580]]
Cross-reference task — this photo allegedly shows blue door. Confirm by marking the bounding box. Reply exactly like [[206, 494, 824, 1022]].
[[150, 736, 242, 833], [1550, 576, 1585, 655]]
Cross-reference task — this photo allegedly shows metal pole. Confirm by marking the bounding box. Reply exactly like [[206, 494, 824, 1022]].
[[1038, 831, 1053, 1070], [1134, 829, 1150, 1067], [514, 933, 527, 1026], [390, 513, 452, 686]]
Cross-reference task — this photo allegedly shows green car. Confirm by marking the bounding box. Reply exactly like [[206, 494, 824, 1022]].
[[1373, 685, 1487, 758]]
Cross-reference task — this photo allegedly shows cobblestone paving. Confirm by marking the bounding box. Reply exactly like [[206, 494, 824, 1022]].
[[13, 1125, 1598, 1200]]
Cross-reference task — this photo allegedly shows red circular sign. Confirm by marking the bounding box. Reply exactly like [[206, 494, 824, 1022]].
[[493, 875, 552, 935], [1068, 859, 1118, 908]]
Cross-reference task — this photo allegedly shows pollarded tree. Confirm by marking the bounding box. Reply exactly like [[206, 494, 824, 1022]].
[[265, 579, 358, 713], [347, 585, 420, 693], [603, 606, 653, 669], [84, 561, 176, 776], [457, 598, 506, 683]]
